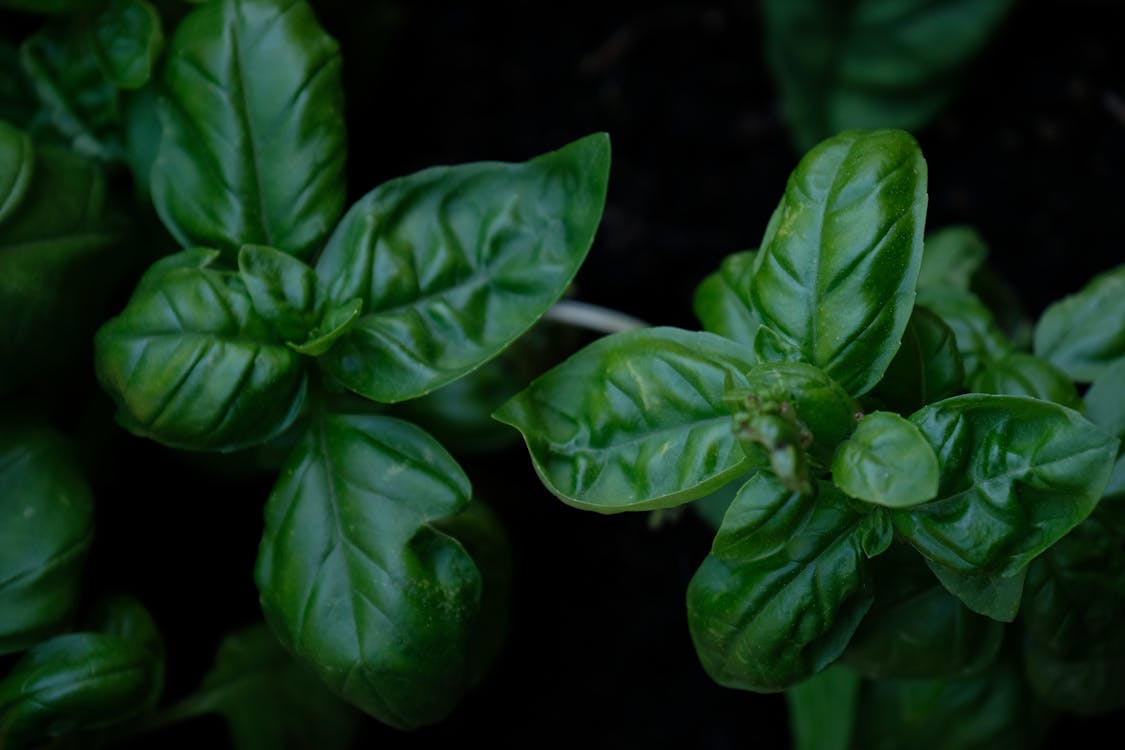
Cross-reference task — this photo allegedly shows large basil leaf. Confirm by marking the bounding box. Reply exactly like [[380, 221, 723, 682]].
[[764, 0, 1015, 150], [187, 624, 359, 750], [0, 425, 94, 655], [786, 666, 860, 750], [255, 414, 484, 730], [152, 0, 346, 259], [918, 225, 988, 292], [0, 120, 33, 225], [749, 129, 927, 396], [494, 327, 758, 512], [1033, 264, 1125, 382], [852, 651, 1047, 750], [916, 287, 1009, 380], [0, 597, 163, 748], [316, 132, 610, 403], [688, 474, 889, 692], [924, 559, 1025, 623], [894, 395, 1119, 577], [693, 249, 760, 347], [1021, 518, 1125, 714], [970, 352, 1080, 409], [867, 306, 963, 414], [94, 250, 308, 452], [831, 411, 938, 508], [841, 546, 1002, 679], [0, 142, 127, 396]]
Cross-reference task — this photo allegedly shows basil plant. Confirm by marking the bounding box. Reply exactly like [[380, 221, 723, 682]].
[[498, 128, 1123, 745], [79, 0, 609, 734]]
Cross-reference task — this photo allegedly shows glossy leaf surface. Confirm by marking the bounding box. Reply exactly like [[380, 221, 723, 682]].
[[1033, 264, 1125, 382], [895, 395, 1118, 576], [95, 251, 307, 452], [255, 414, 483, 730], [868, 306, 963, 414], [688, 475, 886, 692], [764, 0, 1015, 150], [970, 352, 1080, 408], [693, 249, 760, 347], [749, 129, 927, 396], [153, 0, 346, 259], [832, 411, 938, 508], [192, 624, 359, 750], [0, 120, 33, 225], [0, 597, 163, 747], [0, 426, 94, 655], [924, 559, 1025, 623], [317, 132, 610, 403], [495, 327, 758, 512], [238, 243, 324, 342]]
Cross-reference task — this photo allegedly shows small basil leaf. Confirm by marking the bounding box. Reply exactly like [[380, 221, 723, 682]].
[[1033, 264, 1125, 382], [289, 298, 362, 357], [688, 476, 883, 692], [153, 0, 347, 259], [970, 352, 1080, 408], [786, 666, 860, 750], [693, 249, 760, 346], [1083, 355, 1125, 441], [750, 129, 927, 396], [764, 0, 1015, 150], [711, 472, 816, 562], [895, 395, 1119, 576], [924, 558, 1025, 623], [0, 120, 34, 226], [857, 509, 893, 558], [0, 598, 163, 748], [918, 225, 988, 292], [91, 0, 164, 90], [238, 244, 324, 343], [131, 245, 220, 297], [494, 327, 758, 513], [842, 546, 1003, 679], [94, 253, 308, 452], [868, 305, 963, 414], [191, 624, 359, 750], [752, 325, 805, 364], [0, 425, 94, 655], [852, 651, 1047, 750], [832, 412, 938, 508], [916, 287, 1009, 380], [317, 132, 610, 403], [255, 414, 483, 730]]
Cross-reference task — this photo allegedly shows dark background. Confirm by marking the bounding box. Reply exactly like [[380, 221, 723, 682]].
[[9, 0, 1125, 748]]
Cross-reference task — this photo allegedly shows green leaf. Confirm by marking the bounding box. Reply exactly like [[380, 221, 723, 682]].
[[1033, 264, 1125, 382], [94, 250, 308, 452], [316, 132, 611, 403], [152, 0, 347, 259], [0, 120, 34, 226], [764, 0, 1015, 150], [688, 475, 883, 692], [189, 624, 359, 750], [842, 546, 1002, 679], [0, 143, 127, 396], [970, 352, 1080, 409], [693, 249, 760, 346], [494, 327, 758, 513], [918, 225, 988, 292], [852, 651, 1047, 750], [0, 597, 163, 748], [832, 411, 938, 508], [894, 395, 1119, 576], [749, 129, 927, 396], [255, 414, 484, 730], [868, 305, 963, 414], [786, 666, 860, 750], [288, 298, 362, 357], [1021, 518, 1125, 714], [1085, 357, 1125, 441], [91, 0, 164, 90], [916, 287, 1009, 380], [0, 425, 94, 655], [122, 84, 160, 200], [752, 324, 805, 364], [924, 558, 1026, 623], [238, 243, 324, 343]]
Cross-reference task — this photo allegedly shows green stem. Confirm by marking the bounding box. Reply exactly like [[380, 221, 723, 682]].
[[545, 299, 648, 334]]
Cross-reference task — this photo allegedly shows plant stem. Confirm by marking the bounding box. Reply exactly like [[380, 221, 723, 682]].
[[544, 299, 648, 334]]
